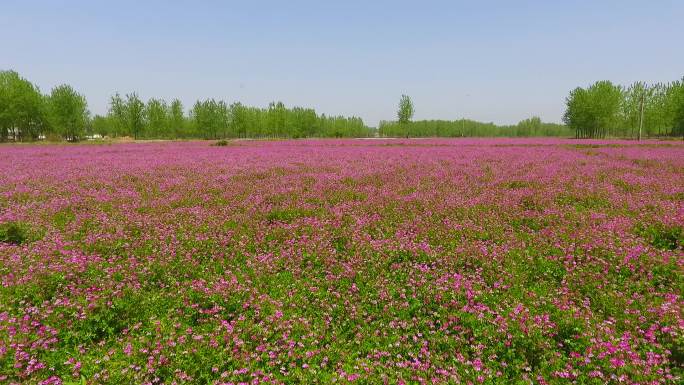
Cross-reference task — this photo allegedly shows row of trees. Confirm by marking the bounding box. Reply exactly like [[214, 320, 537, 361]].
[[1, 70, 371, 141], [5, 69, 683, 141], [378, 117, 572, 138], [96, 95, 372, 140], [0, 71, 89, 141], [381, 95, 571, 137], [564, 79, 684, 139]]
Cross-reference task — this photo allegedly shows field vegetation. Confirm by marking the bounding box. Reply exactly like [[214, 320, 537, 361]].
[[0, 139, 682, 384]]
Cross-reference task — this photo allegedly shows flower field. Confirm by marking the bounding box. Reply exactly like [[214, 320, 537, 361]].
[[0, 139, 683, 384]]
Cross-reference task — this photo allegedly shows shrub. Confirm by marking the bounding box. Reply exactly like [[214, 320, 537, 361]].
[[0, 221, 29, 245], [639, 224, 683, 250]]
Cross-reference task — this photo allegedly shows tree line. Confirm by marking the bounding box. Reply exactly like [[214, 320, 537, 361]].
[[98, 94, 371, 140], [563, 79, 684, 139], [382, 95, 572, 137], [379, 116, 572, 138], [382, 84, 684, 139], [4, 69, 684, 142], [0, 70, 371, 141]]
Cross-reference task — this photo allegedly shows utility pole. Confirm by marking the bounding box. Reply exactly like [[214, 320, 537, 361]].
[[638, 85, 645, 141]]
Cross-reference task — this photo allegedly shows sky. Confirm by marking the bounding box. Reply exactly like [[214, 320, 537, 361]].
[[2, 0, 683, 127]]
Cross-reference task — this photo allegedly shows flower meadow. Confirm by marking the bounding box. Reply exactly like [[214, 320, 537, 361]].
[[0, 139, 682, 385]]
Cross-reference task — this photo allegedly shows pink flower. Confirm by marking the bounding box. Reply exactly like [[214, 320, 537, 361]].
[[609, 357, 625, 368]]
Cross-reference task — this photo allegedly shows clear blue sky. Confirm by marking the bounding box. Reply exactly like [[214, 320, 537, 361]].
[[2, 0, 682, 126]]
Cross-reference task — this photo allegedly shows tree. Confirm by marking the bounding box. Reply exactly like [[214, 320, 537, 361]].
[[396, 94, 414, 138], [589, 80, 623, 138], [46, 84, 88, 141], [217, 100, 230, 138], [125, 93, 145, 139], [192, 99, 228, 139], [0, 70, 46, 141], [621, 82, 648, 138], [230, 102, 247, 138], [397, 94, 414, 125], [268, 101, 287, 137], [3, 71, 373, 141], [108, 93, 126, 137], [91, 115, 113, 138], [564, 87, 591, 138], [516, 116, 542, 137], [671, 79, 684, 138], [169, 99, 185, 138], [145, 98, 169, 138], [564, 81, 622, 138]]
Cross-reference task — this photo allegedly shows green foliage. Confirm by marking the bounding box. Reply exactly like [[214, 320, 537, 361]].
[[555, 192, 611, 211], [0, 70, 47, 141], [90, 114, 111, 138], [504, 180, 534, 189], [46, 84, 89, 141], [5, 69, 683, 141], [671, 79, 684, 138], [397, 94, 414, 125], [0, 221, 30, 244], [192, 99, 229, 139], [379, 117, 571, 137], [62, 290, 149, 347], [101, 94, 370, 140], [566, 77, 684, 139], [515, 116, 542, 136], [52, 207, 76, 230], [107, 92, 127, 137], [8, 272, 67, 306], [564, 80, 623, 138], [145, 98, 169, 138], [102, 92, 146, 139], [169, 99, 185, 138], [637, 224, 683, 250], [124, 93, 145, 139]]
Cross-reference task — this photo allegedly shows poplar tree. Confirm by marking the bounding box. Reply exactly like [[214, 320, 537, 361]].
[[145, 98, 169, 138], [125, 93, 145, 139], [47, 84, 88, 141], [108, 93, 126, 137], [169, 99, 185, 138], [564, 81, 622, 138]]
